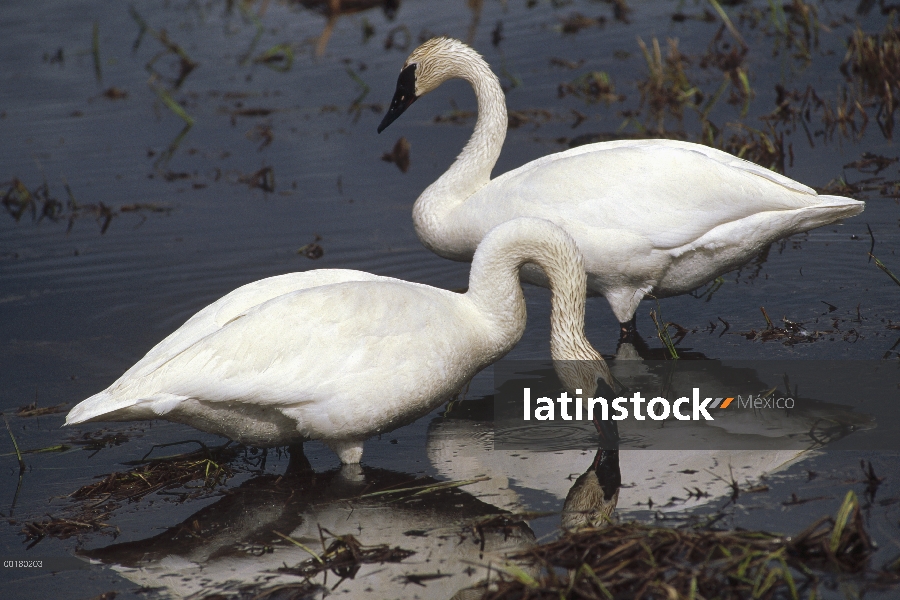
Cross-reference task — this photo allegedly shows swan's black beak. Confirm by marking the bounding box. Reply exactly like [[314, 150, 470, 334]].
[[592, 447, 621, 501], [377, 64, 418, 133]]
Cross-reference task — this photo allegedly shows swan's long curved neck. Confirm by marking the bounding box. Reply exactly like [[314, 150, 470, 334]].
[[413, 48, 507, 255], [466, 221, 598, 363]]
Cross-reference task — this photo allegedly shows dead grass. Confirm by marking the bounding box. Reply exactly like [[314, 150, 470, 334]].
[[15, 402, 68, 417], [381, 136, 411, 173], [2, 178, 170, 233], [636, 37, 701, 134], [558, 71, 625, 104], [734, 306, 863, 345], [17, 445, 239, 547], [483, 491, 874, 599], [276, 527, 414, 580], [841, 24, 900, 136]]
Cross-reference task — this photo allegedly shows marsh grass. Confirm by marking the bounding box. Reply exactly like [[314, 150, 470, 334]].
[[636, 37, 701, 135], [15, 402, 68, 418], [482, 491, 875, 599], [649, 299, 683, 359], [841, 23, 900, 136], [129, 6, 198, 89], [558, 71, 625, 104], [869, 253, 900, 287], [3, 415, 25, 475]]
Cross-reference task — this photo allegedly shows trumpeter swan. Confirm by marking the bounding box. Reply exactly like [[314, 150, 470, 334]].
[[377, 37, 865, 334], [66, 218, 611, 464]]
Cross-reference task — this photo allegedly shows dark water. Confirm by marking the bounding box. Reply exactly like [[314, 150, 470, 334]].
[[1, 0, 899, 598]]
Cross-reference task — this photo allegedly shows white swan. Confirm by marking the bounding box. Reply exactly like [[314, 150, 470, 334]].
[[377, 37, 865, 333], [66, 217, 610, 464]]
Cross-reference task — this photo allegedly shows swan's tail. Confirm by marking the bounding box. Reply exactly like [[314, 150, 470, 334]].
[[795, 195, 864, 231], [65, 390, 185, 425]]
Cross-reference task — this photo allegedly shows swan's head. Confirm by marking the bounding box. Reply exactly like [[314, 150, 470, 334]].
[[377, 37, 476, 133], [561, 447, 620, 530]]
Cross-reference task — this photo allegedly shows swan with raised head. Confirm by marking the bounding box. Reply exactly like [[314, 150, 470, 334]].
[[377, 37, 865, 335], [66, 217, 611, 464]]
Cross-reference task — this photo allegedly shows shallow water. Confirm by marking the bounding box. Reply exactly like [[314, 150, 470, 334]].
[[1, 0, 899, 598]]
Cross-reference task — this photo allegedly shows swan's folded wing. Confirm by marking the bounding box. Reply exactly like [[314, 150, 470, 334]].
[[113, 270, 388, 385], [483, 141, 863, 250], [80, 281, 477, 431]]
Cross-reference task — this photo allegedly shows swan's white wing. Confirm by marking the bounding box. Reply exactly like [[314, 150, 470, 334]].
[[70, 281, 488, 438], [477, 140, 863, 250], [68, 270, 391, 425], [508, 139, 816, 195], [116, 270, 390, 385]]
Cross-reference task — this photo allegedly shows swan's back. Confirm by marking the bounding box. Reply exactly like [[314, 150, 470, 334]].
[[472, 140, 862, 250], [114, 270, 390, 385]]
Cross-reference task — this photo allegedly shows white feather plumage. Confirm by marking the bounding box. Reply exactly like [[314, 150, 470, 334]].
[[378, 38, 865, 324], [66, 218, 606, 464]]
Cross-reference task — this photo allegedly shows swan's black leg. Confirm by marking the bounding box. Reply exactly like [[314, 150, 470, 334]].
[[616, 317, 654, 358], [618, 316, 637, 342], [285, 443, 313, 474]]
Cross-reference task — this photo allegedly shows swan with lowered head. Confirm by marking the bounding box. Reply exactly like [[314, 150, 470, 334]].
[[66, 217, 611, 464], [377, 37, 865, 335]]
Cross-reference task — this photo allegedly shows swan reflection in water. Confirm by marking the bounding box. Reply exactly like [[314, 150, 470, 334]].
[[430, 358, 874, 517], [81, 444, 622, 598], [81, 458, 534, 599]]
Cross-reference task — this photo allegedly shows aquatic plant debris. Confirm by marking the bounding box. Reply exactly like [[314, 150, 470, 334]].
[[558, 71, 624, 104], [3, 415, 25, 475], [841, 24, 900, 136], [1, 178, 170, 233], [238, 166, 276, 192], [869, 253, 900, 288], [297, 234, 324, 259], [129, 7, 198, 88], [68, 448, 237, 502], [16, 445, 242, 547], [382, 136, 411, 172], [15, 402, 67, 418], [482, 491, 877, 599], [276, 528, 414, 580]]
